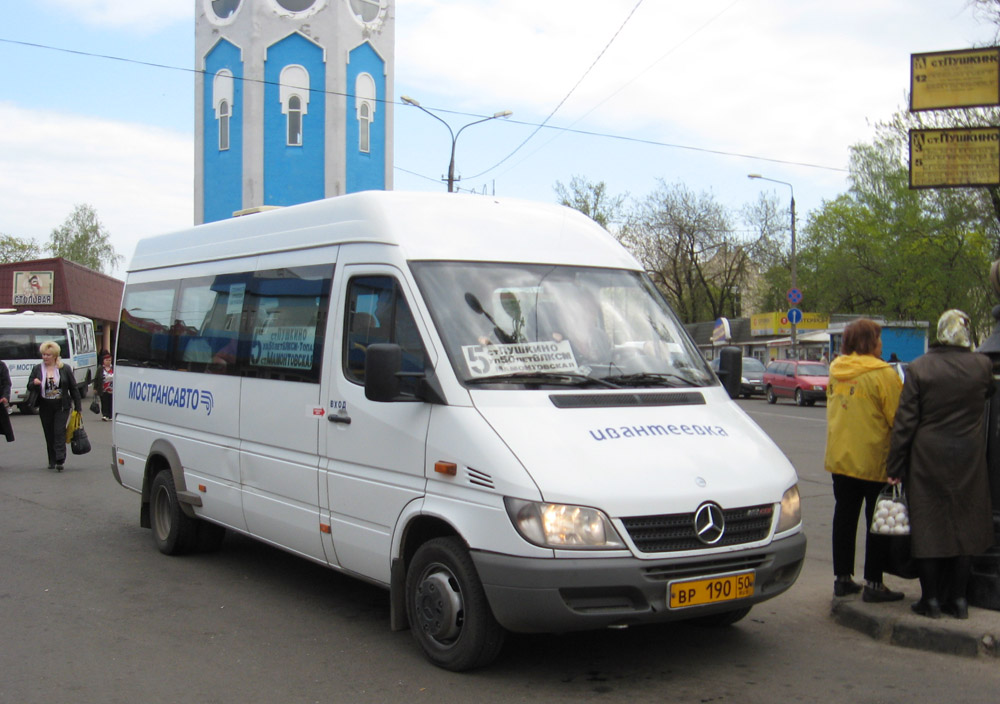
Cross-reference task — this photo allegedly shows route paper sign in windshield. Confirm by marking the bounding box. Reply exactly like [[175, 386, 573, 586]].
[[462, 340, 578, 378]]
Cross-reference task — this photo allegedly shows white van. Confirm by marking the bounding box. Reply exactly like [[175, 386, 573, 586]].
[[111, 192, 804, 671], [0, 311, 98, 412]]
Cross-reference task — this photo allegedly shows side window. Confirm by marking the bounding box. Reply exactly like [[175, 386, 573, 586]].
[[174, 275, 244, 374], [118, 282, 179, 368], [243, 265, 332, 383], [344, 275, 426, 390]]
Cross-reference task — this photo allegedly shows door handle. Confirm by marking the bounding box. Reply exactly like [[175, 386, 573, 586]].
[[328, 413, 351, 425]]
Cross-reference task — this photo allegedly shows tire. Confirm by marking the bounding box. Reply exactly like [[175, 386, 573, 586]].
[[693, 606, 752, 627], [150, 470, 198, 555], [794, 388, 805, 407], [405, 537, 505, 671], [766, 386, 777, 404]]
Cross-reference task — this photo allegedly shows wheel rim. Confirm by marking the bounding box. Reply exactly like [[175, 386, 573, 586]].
[[414, 565, 464, 645], [152, 484, 172, 542]]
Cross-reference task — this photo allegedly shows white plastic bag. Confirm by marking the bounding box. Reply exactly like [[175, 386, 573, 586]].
[[870, 484, 910, 536]]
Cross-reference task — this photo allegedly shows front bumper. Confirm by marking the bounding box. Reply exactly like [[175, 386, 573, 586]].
[[472, 532, 806, 633]]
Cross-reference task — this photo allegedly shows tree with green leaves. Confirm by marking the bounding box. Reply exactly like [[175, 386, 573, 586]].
[[0, 234, 42, 263], [784, 129, 993, 340], [48, 204, 123, 274]]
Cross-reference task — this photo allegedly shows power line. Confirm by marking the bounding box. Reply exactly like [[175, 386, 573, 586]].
[[1, 35, 848, 178], [496, 0, 747, 178], [466, 0, 646, 180]]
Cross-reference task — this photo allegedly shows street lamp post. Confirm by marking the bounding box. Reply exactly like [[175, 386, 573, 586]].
[[748, 173, 797, 358], [401, 95, 512, 193]]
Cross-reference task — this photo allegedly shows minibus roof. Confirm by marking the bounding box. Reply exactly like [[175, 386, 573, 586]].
[[128, 191, 640, 272], [0, 312, 93, 327]]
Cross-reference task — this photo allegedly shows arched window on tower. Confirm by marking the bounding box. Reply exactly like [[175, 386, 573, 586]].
[[288, 95, 303, 146], [355, 72, 376, 154], [213, 69, 234, 151], [279, 65, 310, 147], [218, 100, 231, 150]]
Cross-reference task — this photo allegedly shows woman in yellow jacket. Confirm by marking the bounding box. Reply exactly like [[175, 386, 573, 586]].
[[825, 319, 905, 602]]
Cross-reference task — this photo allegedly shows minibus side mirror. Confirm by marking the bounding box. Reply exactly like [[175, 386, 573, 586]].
[[364, 343, 445, 404], [717, 346, 742, 400], [365, 343, 402, 402]]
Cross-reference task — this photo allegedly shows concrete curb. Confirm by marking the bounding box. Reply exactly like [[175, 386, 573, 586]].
[[831, 598, 1000, 659]]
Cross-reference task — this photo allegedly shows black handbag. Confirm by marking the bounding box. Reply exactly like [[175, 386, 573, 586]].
[[89, 398, 101, 414], [71, 426, 91, 455]]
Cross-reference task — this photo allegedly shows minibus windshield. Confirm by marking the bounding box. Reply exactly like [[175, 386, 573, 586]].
[[411, 262, 714, 388]]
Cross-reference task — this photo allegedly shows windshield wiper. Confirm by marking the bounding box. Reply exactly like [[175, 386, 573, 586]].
[[466, 372, 621, 388], [601, 372, 702, 388]]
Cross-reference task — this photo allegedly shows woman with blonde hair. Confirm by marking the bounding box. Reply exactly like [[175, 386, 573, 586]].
[[27, 340, 82, 471]]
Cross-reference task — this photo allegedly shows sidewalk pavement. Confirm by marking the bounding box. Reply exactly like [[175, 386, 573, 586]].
[[831, 592, 1000, 659]]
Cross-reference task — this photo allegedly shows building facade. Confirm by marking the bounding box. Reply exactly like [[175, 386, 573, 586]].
[[194, 0, 394, 224], [0, 258, 124, 352]]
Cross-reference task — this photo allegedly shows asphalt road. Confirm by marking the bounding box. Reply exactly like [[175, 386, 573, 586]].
[[1, 398, 997, 704]]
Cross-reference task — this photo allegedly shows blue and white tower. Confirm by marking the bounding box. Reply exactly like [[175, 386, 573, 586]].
[[195, 0, 394, 224]]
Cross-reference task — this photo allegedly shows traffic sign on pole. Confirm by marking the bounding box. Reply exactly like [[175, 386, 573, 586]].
[[787, 308, 803, 325], [787, 288, 802, 305]]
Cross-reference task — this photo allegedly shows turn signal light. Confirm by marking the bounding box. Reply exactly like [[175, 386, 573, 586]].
[[434, 461, 457, 476]]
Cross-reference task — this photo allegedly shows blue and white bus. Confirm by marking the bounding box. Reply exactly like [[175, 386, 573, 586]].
[[0, 311, 98, 412]]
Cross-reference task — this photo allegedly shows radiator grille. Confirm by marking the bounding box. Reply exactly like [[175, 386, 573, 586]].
[[622, 504, 774, 553]]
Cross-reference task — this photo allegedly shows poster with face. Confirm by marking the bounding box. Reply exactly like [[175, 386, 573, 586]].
[[13, 271, 54, 305]]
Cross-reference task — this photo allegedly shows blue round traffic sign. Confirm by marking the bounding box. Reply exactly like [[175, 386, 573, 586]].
[[787, 307, 803, 325], [787, 288, 803, 305]]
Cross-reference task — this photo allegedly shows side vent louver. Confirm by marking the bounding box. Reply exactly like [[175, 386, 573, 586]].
[[467, 468, 495, 489]]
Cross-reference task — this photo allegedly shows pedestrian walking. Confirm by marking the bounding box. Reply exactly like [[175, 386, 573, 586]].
[[887, 309, 995, 619], [27, 341, 82, 471], [825, 318, 905, 602], [94, 353, 114, 420]]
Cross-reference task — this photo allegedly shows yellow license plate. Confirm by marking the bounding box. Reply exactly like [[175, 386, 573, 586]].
[[668, 571, 755, 609]]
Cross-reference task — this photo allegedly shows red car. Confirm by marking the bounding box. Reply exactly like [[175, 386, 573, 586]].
[[763, 359, 829, 406]]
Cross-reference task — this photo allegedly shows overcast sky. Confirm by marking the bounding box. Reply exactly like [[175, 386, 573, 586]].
[[0, 0, 995, 277]]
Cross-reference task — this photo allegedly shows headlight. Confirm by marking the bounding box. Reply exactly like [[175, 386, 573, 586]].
[[813, 385, 824, 391], [776, 484, 801, 533], [504, 498, 625, 549]]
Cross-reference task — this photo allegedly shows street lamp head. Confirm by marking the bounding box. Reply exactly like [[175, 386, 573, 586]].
[[747, 173, 762, 180], [493, 110, 513, 119], [400, 95, 420, 107]]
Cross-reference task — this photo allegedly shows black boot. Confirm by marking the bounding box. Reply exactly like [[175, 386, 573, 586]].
[[941, 556, 970, 619], [912, 557, 943, 618]]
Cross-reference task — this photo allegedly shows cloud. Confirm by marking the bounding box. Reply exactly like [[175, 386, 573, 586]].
[[39, 0, 191, 32], [0, 103, 193, 276], [396, 0, 982, 173]]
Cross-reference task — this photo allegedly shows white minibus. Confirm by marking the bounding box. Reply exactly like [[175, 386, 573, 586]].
[[111, 191, 804, 671], [0, 311, 98, 412]]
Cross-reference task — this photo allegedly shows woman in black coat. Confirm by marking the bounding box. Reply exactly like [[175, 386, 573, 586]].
[[0, 360, 13, 442], [887, 310, 995, 619], [27, 340, 82, 471]]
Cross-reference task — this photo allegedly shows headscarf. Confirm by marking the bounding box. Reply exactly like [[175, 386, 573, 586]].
[[936, 309, 971, 348]]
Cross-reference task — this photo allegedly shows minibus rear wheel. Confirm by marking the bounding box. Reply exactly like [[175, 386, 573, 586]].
[[150, 470, 197, 555], [405, 537, 505, 671]]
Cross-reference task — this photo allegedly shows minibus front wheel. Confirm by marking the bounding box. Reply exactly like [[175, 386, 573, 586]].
[[150, 470, 197, 555], [405, 537, 505, 671]]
